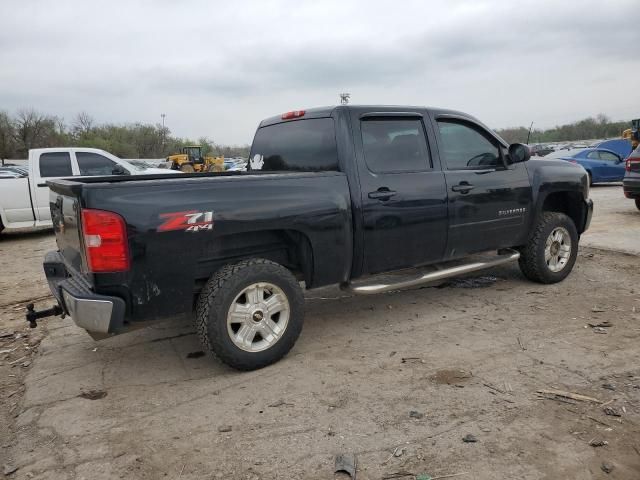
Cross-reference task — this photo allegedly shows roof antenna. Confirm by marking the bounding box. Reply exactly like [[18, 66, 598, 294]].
[[526, 121, 534, 144], [339, 93, 350, 105]]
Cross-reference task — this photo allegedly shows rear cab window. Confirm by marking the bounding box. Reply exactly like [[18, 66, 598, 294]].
[[39, 152, 73, 177], [249, 118, 338, 172]]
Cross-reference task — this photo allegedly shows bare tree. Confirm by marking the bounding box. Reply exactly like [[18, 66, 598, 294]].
[[72, 111, 94, 135], [13, 109, 59, 155], [0, 111, 16, 163]]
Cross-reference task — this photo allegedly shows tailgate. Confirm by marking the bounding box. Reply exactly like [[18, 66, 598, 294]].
[[49, 184, 84, 273]]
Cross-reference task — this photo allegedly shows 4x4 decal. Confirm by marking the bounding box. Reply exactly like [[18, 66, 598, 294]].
[[158, 211, 214, 232]]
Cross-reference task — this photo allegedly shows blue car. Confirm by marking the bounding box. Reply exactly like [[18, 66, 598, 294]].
[[546, 148, 626, 184]]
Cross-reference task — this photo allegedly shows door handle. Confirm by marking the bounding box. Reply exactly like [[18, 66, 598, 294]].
[[368, 188, 397, 200], [451, 182, 475, 193], [37, 183, 47, 187]]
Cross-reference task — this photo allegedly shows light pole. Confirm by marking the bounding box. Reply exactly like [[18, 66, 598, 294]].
[[160, 113, 166, 152]]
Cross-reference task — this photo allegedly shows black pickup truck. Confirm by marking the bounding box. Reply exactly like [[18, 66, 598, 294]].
[[33, 105, 593, 370]]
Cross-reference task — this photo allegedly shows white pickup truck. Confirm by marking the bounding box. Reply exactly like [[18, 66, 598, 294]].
[[0, 147, 174, 233]]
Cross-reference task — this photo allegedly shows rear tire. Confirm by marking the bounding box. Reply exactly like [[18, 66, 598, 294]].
[[195, 259, 304, 371], [635, 198, 640, 211], [518, 212, 578, 284]]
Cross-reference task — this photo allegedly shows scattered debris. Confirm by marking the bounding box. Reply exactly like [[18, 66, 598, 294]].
[[0, 348, 17, 355], [592, 327, 608, 334], [517, 337, 526, 351], [3, 464, 18, 476], [462, 434, 477, 443], [382, 472, 413, 480], [588, 321, 612, 328], [401, 357, 423, 364], [217, 425, 232, 433], [268, 399, 294, 408], [21, 361, 30, 368], [409, 410, 424, 419], [537, 389, 602, 404], [589, 438, 608, 448], [602, 383, 616, 391], [601, 462, 614, 474], [334, 453, 357, 479], [0, 331, 14, 339], [483, 382, 506, 394], [186, 351, 205, 359], [603, 406, 621, 417], [591, 307, 606, 313], [78, 389, 107, 400]]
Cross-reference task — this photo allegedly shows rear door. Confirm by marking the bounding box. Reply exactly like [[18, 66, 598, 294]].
[[432, 115, 532, 257], [34, 152, 75, 221], [352, 111, 448, 274]]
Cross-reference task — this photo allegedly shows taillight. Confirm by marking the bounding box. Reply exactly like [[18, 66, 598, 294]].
[[81, 209, 130, 272], [627, 158, 640, 172], [281, 110, 305, 120]]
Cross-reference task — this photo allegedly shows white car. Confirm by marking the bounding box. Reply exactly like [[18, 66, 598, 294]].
[[0, 147, 177, 233]]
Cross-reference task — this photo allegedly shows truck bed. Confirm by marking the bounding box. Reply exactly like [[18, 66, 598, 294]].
[[48, 170, 353, 325]]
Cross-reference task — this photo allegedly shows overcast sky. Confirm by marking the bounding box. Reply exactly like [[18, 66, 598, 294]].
[[1, 0, 637, 144]]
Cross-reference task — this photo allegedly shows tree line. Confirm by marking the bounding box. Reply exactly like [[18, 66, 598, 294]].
[[0, 109, 632, 161], [495, 114, 631, 144], [0, 109, 250, 160]]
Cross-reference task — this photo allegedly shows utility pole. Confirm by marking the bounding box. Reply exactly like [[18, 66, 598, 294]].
[[339, 93, 350, 105]]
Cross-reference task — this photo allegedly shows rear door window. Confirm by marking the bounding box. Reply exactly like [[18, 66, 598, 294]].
[[598, 151, 619, 162], [249, 118, 338, 172], [360, 119, 431, 173], [39, 152, 73, 177], [76, 152, 118, 175]]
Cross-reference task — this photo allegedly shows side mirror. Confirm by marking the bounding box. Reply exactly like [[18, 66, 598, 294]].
[[508, 143, 531, 163], [111, 165, 127, 175]]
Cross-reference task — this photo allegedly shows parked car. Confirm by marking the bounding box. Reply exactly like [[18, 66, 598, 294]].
[[0, 165, 29, 176], [32, 105, 592, 371], [0, 148, 176, 233], [528, 144, 555, 157], [592, 139, 633, 160], [623, 145, 640, 210], [545, 148, 626, 184]]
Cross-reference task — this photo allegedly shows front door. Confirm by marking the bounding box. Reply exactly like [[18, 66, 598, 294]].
[[433, 117, 532, 257], [354, 114, 448, 274]]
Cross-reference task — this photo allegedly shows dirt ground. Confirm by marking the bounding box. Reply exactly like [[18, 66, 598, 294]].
[[1, 186, 639, 479]]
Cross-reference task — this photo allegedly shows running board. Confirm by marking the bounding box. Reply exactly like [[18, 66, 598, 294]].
[[341, 249, 520, 295]]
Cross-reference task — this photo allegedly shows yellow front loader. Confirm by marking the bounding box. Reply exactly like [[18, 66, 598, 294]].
[[167, 146, 224, 173]]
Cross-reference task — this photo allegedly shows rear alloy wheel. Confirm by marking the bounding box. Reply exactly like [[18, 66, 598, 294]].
[[518, 212, 579, 284], [195, 259, 304, 370]]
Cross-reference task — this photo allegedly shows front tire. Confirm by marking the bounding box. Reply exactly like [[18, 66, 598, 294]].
[[518, 212, 578, 284], [195, 259, 304, 370]]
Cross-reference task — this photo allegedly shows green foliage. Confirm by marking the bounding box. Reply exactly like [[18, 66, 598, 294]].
[[0, 110, 250, 160], [496, 114, 630, 144]]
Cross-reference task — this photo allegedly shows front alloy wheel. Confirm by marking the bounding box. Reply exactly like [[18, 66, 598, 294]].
[[544, 227, 572, 272]]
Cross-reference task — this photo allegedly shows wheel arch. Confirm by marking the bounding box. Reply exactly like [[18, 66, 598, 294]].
[[539, 191, 588, 233], [194, 228, 315, 300]]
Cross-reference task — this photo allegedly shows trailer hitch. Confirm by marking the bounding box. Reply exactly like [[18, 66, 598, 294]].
[[25, 303, 65, 328]]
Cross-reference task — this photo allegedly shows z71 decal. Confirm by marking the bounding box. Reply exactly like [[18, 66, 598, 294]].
[[158, 211, 214, 232]]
